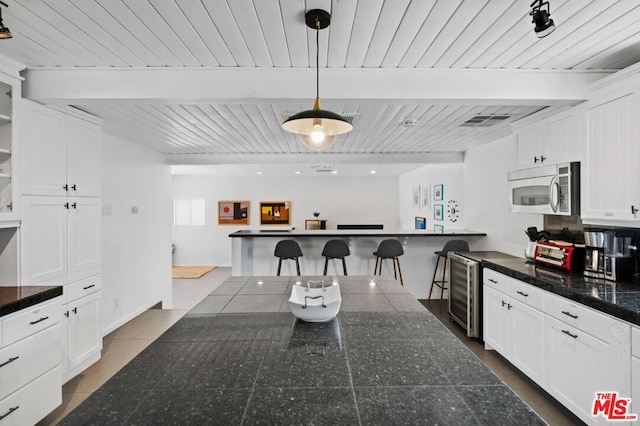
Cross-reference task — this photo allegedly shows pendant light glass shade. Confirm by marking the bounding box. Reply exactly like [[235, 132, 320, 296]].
[[282, 98, 352, 151], [282, 9, 352, 151]]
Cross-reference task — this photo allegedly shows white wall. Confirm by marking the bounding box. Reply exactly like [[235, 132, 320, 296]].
[[101, 132, 173, 334], [464, 134, 543, 256], [171, 174, 399, 266], [398, 163, 466, 231]]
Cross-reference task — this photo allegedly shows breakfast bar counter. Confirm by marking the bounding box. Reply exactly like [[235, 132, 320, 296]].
[[229, 229, 486, 299]]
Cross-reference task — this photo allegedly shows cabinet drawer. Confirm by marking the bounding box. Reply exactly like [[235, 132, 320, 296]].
[[2, 299, 61, 347], [68, 274, 101, 303], [508, 279, 544, 311], [0, 324, 61, 401], [545, 292, 629, 342], [0, 365, 61, 426], [633, 327, 640, 358], [483, 268, 514, 292]]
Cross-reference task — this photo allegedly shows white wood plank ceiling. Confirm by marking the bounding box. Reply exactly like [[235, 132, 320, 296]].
[[2, 0, 640, 164]]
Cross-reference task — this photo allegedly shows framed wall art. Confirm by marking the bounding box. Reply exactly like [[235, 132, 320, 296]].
[[434, 204, 444, 221], [260, 201, 291, 225], [218, 201, 249, 225], [412, 186, 420, 209], [420, 184, 430, 210], [433, 184, 444, 201]]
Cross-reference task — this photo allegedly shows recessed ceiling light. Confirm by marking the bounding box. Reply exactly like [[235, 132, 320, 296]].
[[295, 171, 301, 174], [370, 170, 377, 174], [256, 171, 263, 175], [331, 170, 338, 174]]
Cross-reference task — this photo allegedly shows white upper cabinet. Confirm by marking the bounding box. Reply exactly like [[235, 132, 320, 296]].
[[583, 86, 640, 223], [0, 74, 21, 221], [515, 108, 580, 168], [21, 100, 101, 198]]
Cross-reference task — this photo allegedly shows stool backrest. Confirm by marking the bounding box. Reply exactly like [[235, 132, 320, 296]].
[[375, 239, 404, 257], [322, 239, 350, 258], [441, 239, 470, 255], [274, 240, 303, 259]]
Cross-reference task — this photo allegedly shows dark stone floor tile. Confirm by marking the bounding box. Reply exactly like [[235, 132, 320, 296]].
[[243, 387, 358, 425], [355, 386, 478, 426], [125, 388, 251, 425], [59, 388, 150, 425], [255, 339, 350, 388], [455, 385, 546, 425], [347, 339, 449, 386], [157, 340, 269, 390]]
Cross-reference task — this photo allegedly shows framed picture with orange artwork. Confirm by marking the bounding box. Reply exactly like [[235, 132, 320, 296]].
[[218, 201, 249, 225]]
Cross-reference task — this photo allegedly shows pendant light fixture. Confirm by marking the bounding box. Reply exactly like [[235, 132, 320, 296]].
[[282, 9, 352, 151], [0, 2, 12, 40]]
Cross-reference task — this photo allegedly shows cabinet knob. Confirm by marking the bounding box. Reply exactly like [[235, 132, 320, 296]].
[[72, 307, 78, 314], [64, 202, 70, 209], [63, 184, 68, 191], [540, 155, 546, 163], [632, 205, 638, 217], [64, 311, 70, 317], [71, 184, 77, 191], [534, 156, 539, 163], [72, 202, 77, 209]]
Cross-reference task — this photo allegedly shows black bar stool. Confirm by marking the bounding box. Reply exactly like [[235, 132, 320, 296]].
[[373, 239, 404, 285], [428, 239, 469, 312], [274, 240, 303, 276], [321, 239, 350, 275]]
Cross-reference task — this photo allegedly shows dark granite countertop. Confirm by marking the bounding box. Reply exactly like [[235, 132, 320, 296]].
[[229, 229, 487, 238], [60, 275, 545, 425], [0, 286, 63, 318], [473, 254, 640, 327]]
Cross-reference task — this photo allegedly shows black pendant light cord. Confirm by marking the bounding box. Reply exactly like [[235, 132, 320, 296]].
[[315, 18, 320, 100]]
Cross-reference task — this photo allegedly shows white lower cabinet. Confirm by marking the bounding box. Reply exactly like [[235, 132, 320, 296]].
[[62, 275, 102, 383], [483, 271, 545, 386], [0, 297, 62, 425], [483, 268, 633, 425]]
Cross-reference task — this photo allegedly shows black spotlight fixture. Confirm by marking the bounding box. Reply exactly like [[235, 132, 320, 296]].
[[0, 1, 11, 40], [281, 9, 352, 151], [529, 0, 555, 38]]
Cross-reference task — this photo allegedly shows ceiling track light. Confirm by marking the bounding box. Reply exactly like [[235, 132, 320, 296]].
[[529, 0, 555, 38], [0, 1, 11, 40], [281, 9, 353, 151]]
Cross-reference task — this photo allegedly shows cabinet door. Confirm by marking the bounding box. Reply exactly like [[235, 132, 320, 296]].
[[483, 286, 509, 355], [509, 300, 545, 386], [633, 356, 640, 419], [67, 292, 101, 370], [543, 110, 579, 164], [20, 100, 67, 197], [545, 316, 621, 425], [67, 117, 101, 197], [515, 122, 544, 167], [21, 196, 68, 284], [68, 197, 101, 276], [584, 89, 640, 222]]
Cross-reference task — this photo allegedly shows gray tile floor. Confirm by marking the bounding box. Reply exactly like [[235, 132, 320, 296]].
[[58, 276, 547, 425]]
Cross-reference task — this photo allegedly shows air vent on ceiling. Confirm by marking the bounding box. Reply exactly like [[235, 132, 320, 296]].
[[281, 112, 358, 125], [459, 114, 512, 127]]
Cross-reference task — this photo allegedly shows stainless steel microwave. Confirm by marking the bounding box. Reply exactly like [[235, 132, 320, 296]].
[[507, 162, 580, 216]]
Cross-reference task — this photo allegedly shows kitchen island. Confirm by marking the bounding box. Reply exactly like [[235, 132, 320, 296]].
[[59, 275, 544, 425], [229, 229, 486, 299]]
